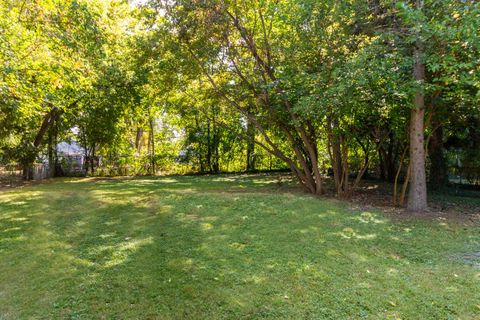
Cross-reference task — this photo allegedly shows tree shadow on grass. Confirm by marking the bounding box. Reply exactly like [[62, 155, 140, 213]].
[[1, 176, 479, 319]]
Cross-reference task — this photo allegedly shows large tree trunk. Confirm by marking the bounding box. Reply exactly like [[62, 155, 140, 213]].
[[22, 166, 34, 180], [407, 26, 428, 212]]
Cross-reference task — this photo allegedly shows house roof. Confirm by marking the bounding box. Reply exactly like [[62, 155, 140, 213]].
[[57, 141, 85, 156]]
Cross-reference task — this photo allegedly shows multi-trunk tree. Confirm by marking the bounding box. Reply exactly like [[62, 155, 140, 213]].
[[1, 0, 478, 212]]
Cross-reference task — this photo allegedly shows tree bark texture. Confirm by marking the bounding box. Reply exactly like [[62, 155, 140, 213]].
[[407, 29, 428, 211]]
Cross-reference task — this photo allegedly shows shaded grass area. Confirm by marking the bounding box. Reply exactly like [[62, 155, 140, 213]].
[[0, 174, 479, 319]]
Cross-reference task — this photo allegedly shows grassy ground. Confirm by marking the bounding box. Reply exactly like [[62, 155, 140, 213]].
[[0, 174, 479, 319]]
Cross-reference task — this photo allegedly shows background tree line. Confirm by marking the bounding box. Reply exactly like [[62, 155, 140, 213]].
[[1, 0, 479, 211]]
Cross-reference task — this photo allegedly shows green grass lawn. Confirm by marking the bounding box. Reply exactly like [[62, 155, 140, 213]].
[[0, 175, 479, 319]]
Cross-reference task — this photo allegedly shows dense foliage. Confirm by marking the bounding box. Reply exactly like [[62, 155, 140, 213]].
[[1, 0, 479, 210]]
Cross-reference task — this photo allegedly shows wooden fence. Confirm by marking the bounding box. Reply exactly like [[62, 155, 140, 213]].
[[0, 164, 50, 182]]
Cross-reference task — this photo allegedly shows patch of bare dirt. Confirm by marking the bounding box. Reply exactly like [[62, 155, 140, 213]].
[[344, 180, 480, 224]]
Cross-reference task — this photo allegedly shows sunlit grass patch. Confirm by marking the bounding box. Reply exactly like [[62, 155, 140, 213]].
[[0, 174, 479, 319]]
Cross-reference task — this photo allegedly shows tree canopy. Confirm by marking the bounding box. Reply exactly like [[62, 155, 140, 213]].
[[1, 0, 479, 211]]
